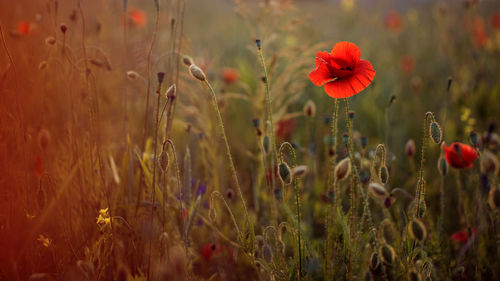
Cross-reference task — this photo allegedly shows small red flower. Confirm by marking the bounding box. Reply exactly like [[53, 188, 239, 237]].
[[127, 8, 146, 27], [384, 10, 403, 32], [472, 17, 487, 47], [400, 55, 415, 74], [275, 118, 297, 140], [221, 68, 240, 84], [490, 12, 500, 30], [308, 41, 375, 99], [450, 227, 478, 243], [443, 142, 478, 169], [200, 243, 234, 263], [34, 155, 43, 179], [17, 21, 32, 35]]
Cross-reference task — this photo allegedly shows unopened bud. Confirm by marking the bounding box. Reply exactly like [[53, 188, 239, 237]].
[[278, 162, 292, 185], [292, 165, 308, 178], [182, 55, 193, 66], [408, 219, 427, 241], [304, 100, 316, 118], [488, 187, 500, 210], [126, 70, 139, 80], [368, 182, 389, 199], [405, 139, 416, 157], [429, 121, 442, 144], [379, 244, 395, 265], [334, 158, 351, 182], [165, 84, 176, 99], [45, 36, 56, 46], [379, 165, 389, 184], [189, 64, 206, 81]]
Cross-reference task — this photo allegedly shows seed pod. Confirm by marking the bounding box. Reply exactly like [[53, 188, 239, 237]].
[[292, 165, 308, 179], [408, 219, 427, 241], [438, 156, 448, 177], [480, 150, 499, 175], [303, 100, 316, 118], [379, 165, 389, 184], [278, 162, 292, 185], [369, 252, 381, 271], [429, 121, 442, 144], [182, 55, 193, 66], [368, 182, 388, 199], [261, 244, 273, 263], [157, 72, 165, 84], [165, 84, 177, 99], [262, 135, 270, 154], [405, 139, 416, 157], [255, 39, 262, 49], [342, 133, 349, 145], [126, 70, 139, 80], [334, 158, 351, 182], [159, 150, 169, 173], [251, 118, 260, 129], [189, 64, 206, 81], [488, 187, 500, 210], [45, 36, 56, 46], [60, 24, 67, 33], [379, 244, 395, 265], [226, 189, 234, 200]]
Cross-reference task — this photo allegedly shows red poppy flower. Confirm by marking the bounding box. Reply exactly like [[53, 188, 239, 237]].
[[490, 12, 500, 30], [276, 118, 297, 140], [308, 41, 375, 99], [127, 8, 146, 27], [384, 10, 403, 32], [400, 55, 415, 74], [443, 142, 478, 169], [17, 21, 32, 35], [450, 227, 478, 243], [200, 243, 234, 262], [221, 68, 240, 84], [472, 17, 487, 47], [34, 155, 43, 179]]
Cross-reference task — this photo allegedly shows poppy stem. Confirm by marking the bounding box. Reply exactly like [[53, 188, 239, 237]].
[[325, 99, 339, 279], [343, 98, 388, 280], [204, 79, 255, 255], [279, 142, 302, 280], [257, 41, 279, 226]]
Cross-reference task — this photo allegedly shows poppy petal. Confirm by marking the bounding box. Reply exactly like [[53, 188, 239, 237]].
[[314, 51, 330, 67], [324, 79, 358, 98], [330, 41, 361, 69], [308, 60, 332, 86], [461, 144, 478, 163]]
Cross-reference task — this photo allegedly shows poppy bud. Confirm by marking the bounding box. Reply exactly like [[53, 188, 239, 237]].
[[342, 133, 349, 145], [470, 131, 479, 147], [165, 84, 176, 99], [348, 110, 355, 120], [304, 100, 316, 118], [429, 121, 442, 144], [182, 55, 193, 66], [408, 219, 427, 241], [157, 72, 165, 84], [368, 182, 389, 199], [159, 151, 169, 173], [189, 64, 206, 81], [480, 150, 498, 175], [379, 244, 395, 265], [60, 24, 67, 33], [360, 136, 368, 149], [278, 162, 292, 185], [369, 252, 381, 272], [379, 165, 389, 184], [255, 39, 261, 49], [262, 135, 270, 154], [334, 158, 351, 182], [488, 187, 500, 210], [292, 165, 308, 179], [405, 139, 416, 157], [45, 36, 56, 46], [126, 70, 139, 80], [438, 156, 448, 177], [262, 244, 273, 263]]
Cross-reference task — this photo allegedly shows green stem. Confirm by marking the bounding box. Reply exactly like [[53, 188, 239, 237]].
[[204, 80, 254, 253]]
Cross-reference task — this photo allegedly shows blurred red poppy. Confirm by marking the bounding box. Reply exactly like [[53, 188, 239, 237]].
[[384, 10, 403, 32], [34, 155, 43, 179], [450, 227, 478, 243], [490, 12, 500, 30], [201, 243, 234, 262], [127, 8, 146, 27], [17, 21, 32, 35], [400, 55, 415, 74], [221, 68, 240, 84], [443, 142, 478, 169], [308, 41, 376, 99], [472, 17, 487, 47], [276, 118, 297, 140]]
